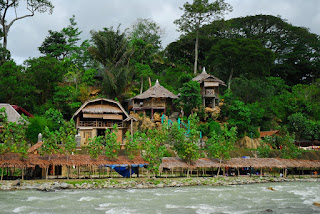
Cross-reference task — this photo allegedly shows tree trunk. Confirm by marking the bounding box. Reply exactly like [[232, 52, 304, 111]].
[[1, 167, 3, 181], [45, 167, 48, 180], [228, 68, 234, 90], [3, 26, 7, 50], [22, 167, 24, 180], [193, 32, 199, 74], [140, 76, 144, 94], [217, 159, 222, 176]]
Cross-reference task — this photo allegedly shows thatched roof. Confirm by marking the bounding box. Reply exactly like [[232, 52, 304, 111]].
[[72, 98, 129, 119], [132, 80, 178, 100], [160, 157, 320, 169], [0, 153, 148, 168], [260, 131, 279, 138], [0, 103, 23, 123], [192, 68, 226, 86], [27, 142, 44, 153]]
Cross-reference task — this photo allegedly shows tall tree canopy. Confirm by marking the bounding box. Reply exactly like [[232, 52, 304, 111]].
[[202, 15, 320, 85], [0, 0, 54, 49], [174, 0, 232, 74]]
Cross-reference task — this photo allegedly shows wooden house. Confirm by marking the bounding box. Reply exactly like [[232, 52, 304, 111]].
[[72, 98, 133, 146], [192, 69, 226, 108], [129, 80, 178, 119]]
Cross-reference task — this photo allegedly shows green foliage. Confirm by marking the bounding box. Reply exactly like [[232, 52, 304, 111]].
[[174, 0, 232, 34], [140, 129, 167, 174], [279, 134, 302, 159], [59, 120, 77, 156], [169, 114, 200, 164], [44, 108, 64, 130], [88, 136, 104, 160], [257, 140, 272, 158], [104, 125, 120, 160], [206, 124, 237, 160], [198, 120, 221, 137], [89, 26, 130, 69], [124, 131, 140, 160], [178, 80, 202, 115], [0, 108, 29, 157], [26, 116, 53, 144]]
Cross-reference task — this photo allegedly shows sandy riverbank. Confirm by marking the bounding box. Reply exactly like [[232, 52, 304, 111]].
[[1, 176, 319, 191]]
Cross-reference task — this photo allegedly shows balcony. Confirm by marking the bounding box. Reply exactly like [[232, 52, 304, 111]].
[[202, 89, 217, 98], [78, 121, 123, 128]]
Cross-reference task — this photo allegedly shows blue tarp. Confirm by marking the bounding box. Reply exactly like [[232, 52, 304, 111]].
[[113, 166, 136, 178], [104, 164, 148, 178]]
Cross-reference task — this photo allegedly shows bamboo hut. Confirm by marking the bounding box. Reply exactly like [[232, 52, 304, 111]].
[[129, 80, 178, 119], [72, 98, 134, 146], [192, 68, 226, 108]]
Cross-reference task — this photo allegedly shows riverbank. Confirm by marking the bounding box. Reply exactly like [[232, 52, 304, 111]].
[[1, 176, 319, 191]]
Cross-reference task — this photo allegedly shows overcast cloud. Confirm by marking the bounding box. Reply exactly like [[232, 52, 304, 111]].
[[6, 0, 320, 64]]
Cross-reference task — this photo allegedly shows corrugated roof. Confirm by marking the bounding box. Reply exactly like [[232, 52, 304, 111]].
[[132, 80, 178, 100]]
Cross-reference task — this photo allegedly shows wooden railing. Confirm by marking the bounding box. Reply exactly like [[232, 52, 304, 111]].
[[78, 121, 123, 128]]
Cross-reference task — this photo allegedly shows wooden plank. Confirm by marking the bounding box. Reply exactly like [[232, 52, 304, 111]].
[[204, 82, 219, 87], [83, 113, 103, 118], [103, 114, 123, 120]]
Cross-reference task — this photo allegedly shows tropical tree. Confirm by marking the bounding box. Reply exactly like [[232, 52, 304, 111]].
[[88, 136, 104, 160], [104, 125, 120, 160], [206, 125, 237, 175], [140, 129, 166, 176], [89, 26, 130, 69], [174, 0, 232, 74], [125, 131, 140, 160], [206, 38, 274, 89], [0, 0, 54, 49], [178, 80, 202, 116]]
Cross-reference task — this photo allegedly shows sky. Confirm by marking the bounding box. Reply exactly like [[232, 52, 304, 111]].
[[5, 0, 320, 64]]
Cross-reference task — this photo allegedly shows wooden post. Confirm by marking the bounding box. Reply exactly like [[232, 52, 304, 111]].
[[21, 167, 24, 180]]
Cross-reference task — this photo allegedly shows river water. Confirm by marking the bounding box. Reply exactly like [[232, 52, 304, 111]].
[[0, 182, 319, 214]]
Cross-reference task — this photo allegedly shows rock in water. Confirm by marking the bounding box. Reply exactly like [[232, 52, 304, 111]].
[[267, 187, 276, 191], [313, 202, 320, 207], [265, 209, 273, 212]]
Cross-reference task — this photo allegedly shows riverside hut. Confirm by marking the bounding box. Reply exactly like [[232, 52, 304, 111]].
[[72, 98, 133, 146], [192, 68, 226, 108], [129, 80, 178, 119]]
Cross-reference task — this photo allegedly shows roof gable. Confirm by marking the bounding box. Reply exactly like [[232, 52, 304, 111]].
[[72, 98, 129, 119], [192, 68, 226, 86], [132, 80, 178, 100]]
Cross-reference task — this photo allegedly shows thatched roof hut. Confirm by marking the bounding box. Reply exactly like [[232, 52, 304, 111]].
[[72, 98, 129, 119], [0, 153, 148, 168], [160, 157, 320, 169], [132, 80, 178, 100], [192, 69, 226, 86]]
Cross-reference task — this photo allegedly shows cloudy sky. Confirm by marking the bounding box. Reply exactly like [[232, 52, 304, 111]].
[[6, 0, 320, 64]]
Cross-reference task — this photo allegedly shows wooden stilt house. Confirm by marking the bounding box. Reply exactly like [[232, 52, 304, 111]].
[[192, 68, 226, 108], [129, 80, 178, 119], [72, 98, 134, 146]]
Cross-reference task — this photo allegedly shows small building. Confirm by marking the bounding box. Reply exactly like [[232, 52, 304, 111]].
[[128, 80, 178, 119], [192, 68, 226, 108], [0, 103, 29, 130], [72, 98, 133, 146]]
